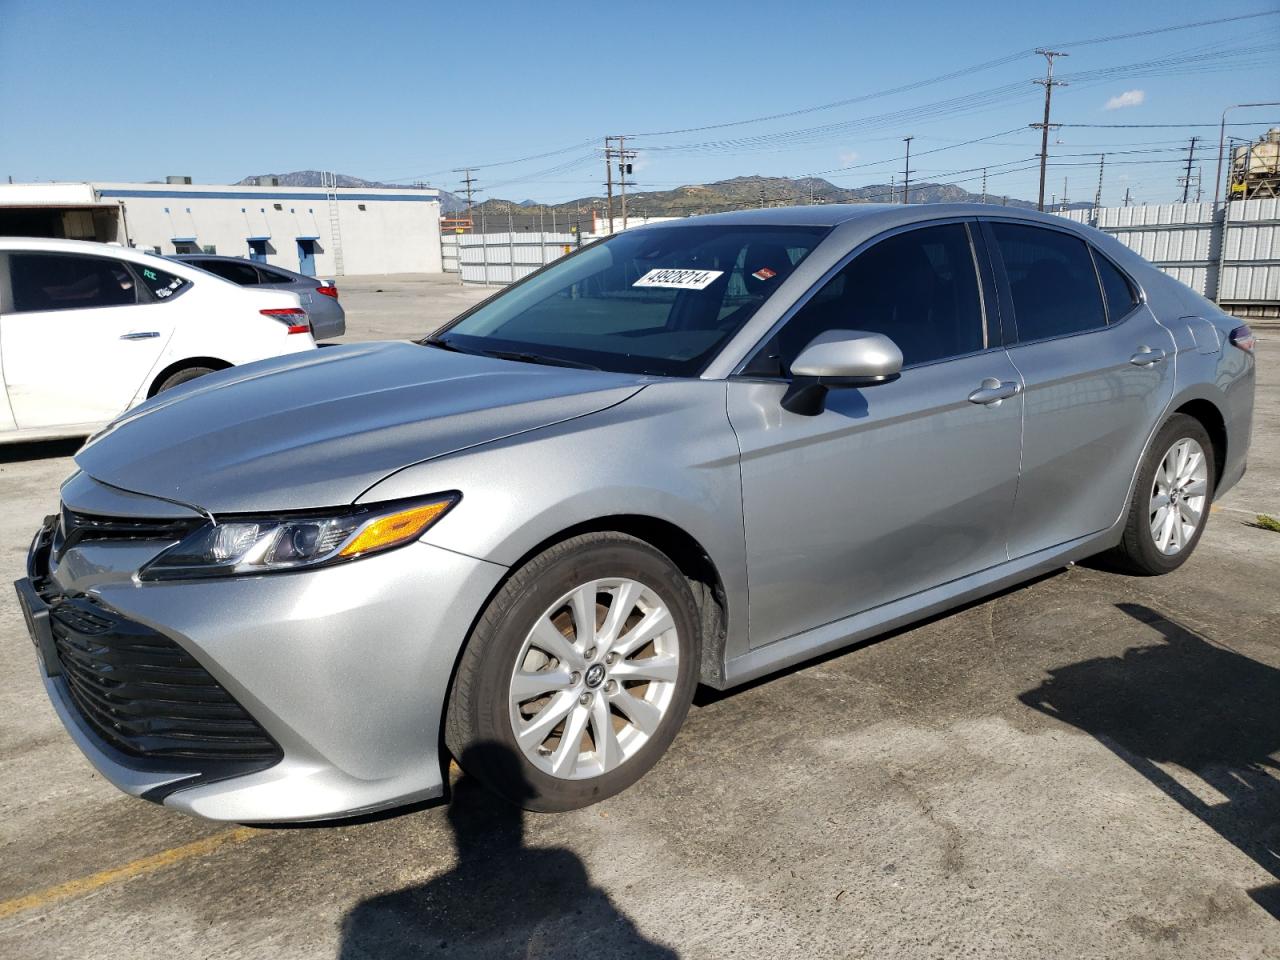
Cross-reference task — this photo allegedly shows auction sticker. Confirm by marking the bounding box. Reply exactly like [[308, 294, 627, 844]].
[[633, 268, 724, 290]]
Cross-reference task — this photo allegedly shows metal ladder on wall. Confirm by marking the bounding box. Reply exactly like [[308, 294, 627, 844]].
[[322, 171, 345, 276]]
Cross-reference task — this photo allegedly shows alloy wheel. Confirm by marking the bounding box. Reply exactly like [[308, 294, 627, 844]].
[[1149, 437, 1208, 555], [508, 578, 680, 780]]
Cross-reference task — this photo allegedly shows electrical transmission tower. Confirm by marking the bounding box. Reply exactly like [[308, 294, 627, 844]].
[[1031, 49, 1068, 212]]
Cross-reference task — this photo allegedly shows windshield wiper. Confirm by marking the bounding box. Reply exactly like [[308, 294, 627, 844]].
[[477, 349, 602, 371], [422, 336, 465, 352]]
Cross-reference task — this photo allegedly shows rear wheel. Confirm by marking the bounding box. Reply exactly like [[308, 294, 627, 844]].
[[1105, 413, 1214, 575], [445, 532, 700, 811], [155, 365, 217, 393]]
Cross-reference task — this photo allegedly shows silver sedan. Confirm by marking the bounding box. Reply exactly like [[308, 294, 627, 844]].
[[174, 254, 346, 340], [19, 204, 1254, 821]]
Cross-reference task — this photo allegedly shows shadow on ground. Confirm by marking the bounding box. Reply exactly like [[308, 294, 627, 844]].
[[338, 742, 678, 958], [1020, 603, 1280, 919]]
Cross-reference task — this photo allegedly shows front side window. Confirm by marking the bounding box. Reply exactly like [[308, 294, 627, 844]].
[[434, 224, 829, 376], [989, 222, 1106, 342], [743, 222, 986, 376], [1092, 248, 1140, 322], [8, 253, 138, 313]]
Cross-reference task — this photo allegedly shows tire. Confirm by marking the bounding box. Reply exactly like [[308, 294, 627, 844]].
[[1104, 413, 1215, 576], [155, 366, 218, 394], [445, 532, 700, 812]]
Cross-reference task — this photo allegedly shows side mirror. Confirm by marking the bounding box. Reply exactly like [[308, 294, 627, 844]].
[[781, 329, 903, 416]]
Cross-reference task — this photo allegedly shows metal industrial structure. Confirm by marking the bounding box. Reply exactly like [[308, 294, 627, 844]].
[[1229, 128, 1280, 201]]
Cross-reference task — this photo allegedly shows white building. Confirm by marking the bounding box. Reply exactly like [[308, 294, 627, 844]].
[[0, 180, 443, 276]]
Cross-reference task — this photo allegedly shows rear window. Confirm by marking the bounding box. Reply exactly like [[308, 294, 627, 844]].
[[1092, 249, 1140, 322], [197, 259, 261, 285], [990, 222, 1107, 342], [257, 268, 296, 284], [8, 253, 138, 313], [135, 263, 190, 302]]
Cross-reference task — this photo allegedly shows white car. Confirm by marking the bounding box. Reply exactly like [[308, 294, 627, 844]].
[[0, 238, 317, 443]]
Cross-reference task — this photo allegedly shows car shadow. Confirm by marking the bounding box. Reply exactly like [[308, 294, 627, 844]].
[[1019, 603, 1280, 920], [337, 742, 679, 959], [0, 437, 83, 464]]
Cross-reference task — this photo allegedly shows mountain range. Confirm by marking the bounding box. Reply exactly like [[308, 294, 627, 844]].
[[238, 171, 1088, 219]]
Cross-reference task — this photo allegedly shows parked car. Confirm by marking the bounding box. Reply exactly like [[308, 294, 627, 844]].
[[173, 254, 345, 340], [17, 205, 1254, 822], [0, 238, 317, 443]]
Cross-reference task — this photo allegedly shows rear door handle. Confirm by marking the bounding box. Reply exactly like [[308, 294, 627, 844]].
[[119, 331, 160, 340], [968, 378, 1021, 405], [1129, 346, 1166, 366]]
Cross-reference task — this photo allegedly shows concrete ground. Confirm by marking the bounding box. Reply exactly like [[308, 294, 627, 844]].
[[0, 277, 1276, 959]]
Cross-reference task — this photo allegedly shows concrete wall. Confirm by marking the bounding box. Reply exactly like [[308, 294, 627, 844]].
[[0, 182, 443, 277]]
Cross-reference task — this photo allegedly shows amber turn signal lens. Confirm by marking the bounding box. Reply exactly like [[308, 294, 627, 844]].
[[338, 500, 456, 558]]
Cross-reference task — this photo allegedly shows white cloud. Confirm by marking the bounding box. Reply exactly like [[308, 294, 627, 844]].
[[1104, 89, 1146, 111], [838, 150, 860, 166]]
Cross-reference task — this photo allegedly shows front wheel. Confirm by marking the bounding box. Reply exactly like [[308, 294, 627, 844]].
[[1104, 413, 1215, 575], [445, 532, 700, 811]]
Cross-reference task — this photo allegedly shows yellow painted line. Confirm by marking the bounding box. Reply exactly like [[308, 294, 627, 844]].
[[0, 827, 256, 921]]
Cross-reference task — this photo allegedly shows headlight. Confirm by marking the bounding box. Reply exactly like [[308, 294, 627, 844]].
[[138, 494, 459, 581]]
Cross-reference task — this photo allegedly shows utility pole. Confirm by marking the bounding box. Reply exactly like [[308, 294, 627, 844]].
[[454, 168, 479, 222], [1180, 136, 1199, 202], [1093, 155, 1105, 217], [1123, 187, 1132, 207], [902, 136, 914, 204], [603, 137, 615, 234], [1061, 176, 1069, 212], [981, 168, 988, 204], [759, 184, 765, 208], [603, 136, 636, 233], [889, 175, 896, 203], [1031, 49, 1068, 212]]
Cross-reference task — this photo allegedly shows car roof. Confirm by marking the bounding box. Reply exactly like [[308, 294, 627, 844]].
[[640, 202, 1080, 231]]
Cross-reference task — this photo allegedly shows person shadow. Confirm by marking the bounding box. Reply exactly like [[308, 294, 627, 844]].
[[1019, 603, 1280, 920], [338, 742, 679, 959]]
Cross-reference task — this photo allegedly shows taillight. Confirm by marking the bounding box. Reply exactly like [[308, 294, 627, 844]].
[[261, 307, 310, 335], [316, 284, 339, 299], [1229, 324, 1256, 352]]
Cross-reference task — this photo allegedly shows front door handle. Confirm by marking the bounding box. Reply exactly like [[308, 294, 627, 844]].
[[1129, 346, 1166, 366], [119, 331, 160, 340], [968, 378, 1021, 405]]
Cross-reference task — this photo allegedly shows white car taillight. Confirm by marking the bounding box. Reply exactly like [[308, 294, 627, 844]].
[[260, 308, 310, 335]]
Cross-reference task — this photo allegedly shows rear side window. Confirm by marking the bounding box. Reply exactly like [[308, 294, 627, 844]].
[[989, 222, 1106, 342], [257, 268, 295, 284], [8, 253, 138, 313], [1092, 249, 1140, 322], [744, 222, 986, 375], [199, 259, 260, 285], [134, 263, 190, 301]]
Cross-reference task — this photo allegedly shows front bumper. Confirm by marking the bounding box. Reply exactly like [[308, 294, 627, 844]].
[[21, 519, 506, 822]]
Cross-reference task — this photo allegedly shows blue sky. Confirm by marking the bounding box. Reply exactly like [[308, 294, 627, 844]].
[[1, 0, 1277, 206]]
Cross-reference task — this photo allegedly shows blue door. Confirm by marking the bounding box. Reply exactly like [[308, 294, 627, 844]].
[[296, 239, 316, 276], [247, 239, 268, 263]]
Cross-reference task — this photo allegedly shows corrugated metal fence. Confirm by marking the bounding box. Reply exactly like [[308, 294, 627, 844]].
[[1059, 197, 1280, 317], [442, 232, 584, 285]]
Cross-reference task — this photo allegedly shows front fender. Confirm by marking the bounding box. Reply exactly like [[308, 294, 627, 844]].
[[359, 380, 751, 678]]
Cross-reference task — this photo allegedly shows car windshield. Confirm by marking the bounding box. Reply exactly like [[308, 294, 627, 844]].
[[430, 224, 830, 376]]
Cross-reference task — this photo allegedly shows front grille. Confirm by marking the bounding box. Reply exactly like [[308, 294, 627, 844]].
[[47, 594, 281, 763], [55, 507, 201, 557]]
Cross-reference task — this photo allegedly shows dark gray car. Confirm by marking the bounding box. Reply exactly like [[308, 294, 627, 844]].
[[174, 254, 345, 340], [19, 204, 1254, 822]]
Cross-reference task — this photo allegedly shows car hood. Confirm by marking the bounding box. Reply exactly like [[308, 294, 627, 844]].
[[75, 341, 647, 514]]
